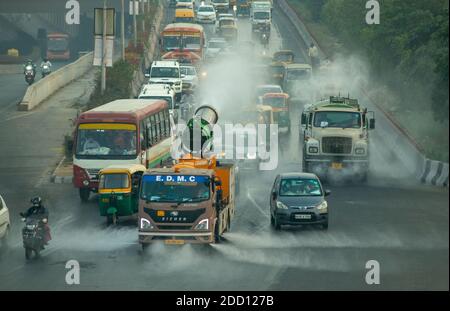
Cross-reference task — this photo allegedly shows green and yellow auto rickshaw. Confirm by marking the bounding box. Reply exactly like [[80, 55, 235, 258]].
[[262, 92, 291, 132], [98, 164, 147, 225]]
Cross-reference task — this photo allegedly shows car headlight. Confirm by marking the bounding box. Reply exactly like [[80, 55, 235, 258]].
[[140, 218, 154, 230], [26, 224, 37, 230], [308, 146, 319, 153], [355, 148, 366, 155], [316, 201, 328, 212], [83, 180, 90, 186], [194, 218, 209, 230], [276, 201, 288, 209], [201, 71, 207, 77]]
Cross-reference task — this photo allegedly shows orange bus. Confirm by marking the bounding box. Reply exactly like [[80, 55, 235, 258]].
[[160, 23, 205, 64], [47, 33, 70, 61]]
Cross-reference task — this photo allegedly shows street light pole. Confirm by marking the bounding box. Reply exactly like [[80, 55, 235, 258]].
[[101, 0, 107, 95], [133, 0, 137, 47], [121, 0, 125, 61]]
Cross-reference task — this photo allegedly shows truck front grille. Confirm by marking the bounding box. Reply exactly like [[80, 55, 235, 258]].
[[322, 137, 352, 154]]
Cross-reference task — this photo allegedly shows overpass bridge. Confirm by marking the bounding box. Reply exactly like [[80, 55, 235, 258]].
[[0, 0, 128, 13]]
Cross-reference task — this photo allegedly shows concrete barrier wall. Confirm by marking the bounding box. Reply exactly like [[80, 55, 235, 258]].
[[276, 0, 449, 187], [19, 52, 93, 111]]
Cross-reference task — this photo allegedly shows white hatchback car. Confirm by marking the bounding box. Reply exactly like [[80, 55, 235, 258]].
[[0, 195, 11, 249]]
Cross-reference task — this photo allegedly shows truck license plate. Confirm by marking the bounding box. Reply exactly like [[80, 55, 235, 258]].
[[331, 162, 343, 170], [165, 239, 185, 245]]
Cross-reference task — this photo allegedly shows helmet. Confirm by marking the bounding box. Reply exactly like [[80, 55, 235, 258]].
[[31, 197, 42, 206], [43, 58, 48, 62]]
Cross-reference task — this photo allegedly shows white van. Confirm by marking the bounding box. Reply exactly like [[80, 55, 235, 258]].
[[0, 195, 10, 250], [147, 61, 183, 101]]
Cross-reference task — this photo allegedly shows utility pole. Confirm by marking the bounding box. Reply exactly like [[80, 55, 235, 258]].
[[141, 0, 145, 33], [101, 0, 107, 94], [133, 0, 138, 47], [121, 0, 125, 60]]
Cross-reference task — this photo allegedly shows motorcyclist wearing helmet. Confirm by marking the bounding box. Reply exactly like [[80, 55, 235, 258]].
[[23, 59, 37, 76], [20, 197, 51, 244], [40, 58, 52, 70]]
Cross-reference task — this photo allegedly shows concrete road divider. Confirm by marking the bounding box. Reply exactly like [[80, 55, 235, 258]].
[[420, 159, 449, 187], [18, 52, 93, 111]]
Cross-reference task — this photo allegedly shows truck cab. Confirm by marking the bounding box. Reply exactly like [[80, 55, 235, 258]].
[[301, 96, 376, 181], [251, 1, 272, 32]]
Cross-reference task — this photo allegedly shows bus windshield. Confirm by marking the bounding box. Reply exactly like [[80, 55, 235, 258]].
[[48, 37, 69, 51], [141, 175, 211, 203], [75, 124, 137, 157]]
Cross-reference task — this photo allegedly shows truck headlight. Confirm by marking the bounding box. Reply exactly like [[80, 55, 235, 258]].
[[308, 146, 319, 153], [195, 218, 209, 230], [316, 201, 328, 213], [355, 148, 366, 155], [140, 218, 154, 230], [276, 201, 288, 209]]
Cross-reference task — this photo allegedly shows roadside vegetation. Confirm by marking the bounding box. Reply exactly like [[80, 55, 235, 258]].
[[287, 0, 449, 162]]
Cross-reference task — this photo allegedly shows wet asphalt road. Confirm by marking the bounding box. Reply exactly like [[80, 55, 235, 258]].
[[0, 2, 448, 290]]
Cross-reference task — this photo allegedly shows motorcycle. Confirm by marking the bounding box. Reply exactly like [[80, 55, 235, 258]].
[[21, 215, 49, 260], [260, 25, 270, 48], [24, 66, 35, 85], [41, 64, 51, 78]]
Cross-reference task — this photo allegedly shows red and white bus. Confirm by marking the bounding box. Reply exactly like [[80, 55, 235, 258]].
[[73, 99, 173, 201], [47, 33, 70, 61]]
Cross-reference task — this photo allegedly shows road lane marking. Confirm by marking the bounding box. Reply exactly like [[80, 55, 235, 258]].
[[247, 192, 270, 219]]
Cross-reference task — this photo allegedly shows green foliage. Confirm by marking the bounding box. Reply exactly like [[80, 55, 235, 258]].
[[88, 59, 135, 110]]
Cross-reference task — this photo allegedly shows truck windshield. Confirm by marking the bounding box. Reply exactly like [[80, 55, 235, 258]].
[[274, 54, 293, 62], [141, 175, 211, 203], [280, 178, 322, 197], [254, 11, 270, 20], [75, 124, 137, 157], [151, 67, 180, 78], [314, 111, 362, 129]]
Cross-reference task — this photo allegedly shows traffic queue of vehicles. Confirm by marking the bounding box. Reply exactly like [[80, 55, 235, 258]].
[[0, 1, 380, 260]]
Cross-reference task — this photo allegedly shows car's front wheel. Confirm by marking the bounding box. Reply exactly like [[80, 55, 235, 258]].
[[270, 215, 281, 231]]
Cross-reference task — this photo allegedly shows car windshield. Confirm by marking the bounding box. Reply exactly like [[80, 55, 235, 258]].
[[180, 67, 196, 76], [314, 111, 362, 129], [263, 96, 286, 108], [279, 178, 322, 197], [220, 20, 235, 27], [254, 11, 270, 20], [270, 65, 284, 75], [99, 173, 129, 190], [286, 69, 311, 80], [199, 6, 214, 12], [75, 124, 137, 157], [141, 175, 211, 203], [151, 67, 180, 78]]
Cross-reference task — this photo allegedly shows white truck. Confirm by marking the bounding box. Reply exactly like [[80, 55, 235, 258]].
[[301, 96, 376, 181], [146, 61, 183, 101], [250, 1, 272, 33]]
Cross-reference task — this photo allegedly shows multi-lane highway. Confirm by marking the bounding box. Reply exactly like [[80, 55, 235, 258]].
[[0, 1, 448, 290]]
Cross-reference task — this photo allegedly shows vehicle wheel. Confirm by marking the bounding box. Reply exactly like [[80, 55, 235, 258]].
[[321, 221, 329, 230], [79, 188, 90, 202], [25, 248, 33, 260], [107, 213, 117, 226], [214, 219, 222, 243], [141, 243, 149, 252], [271, 216, 281, 231], [226, 212, 231, 232], [34, 248, 41, 258], [360, 171, 368, 183]]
